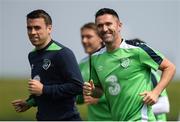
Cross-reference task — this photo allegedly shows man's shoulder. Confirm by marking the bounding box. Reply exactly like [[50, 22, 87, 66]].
[[92, 46, 106, 57], [118, 38, 146, 51], [79, 56, 89, 64], [28, 40, 64, 53], [47, 40, 75, 56], [125, 38, 146, 47], [46, 40, 64, 51]]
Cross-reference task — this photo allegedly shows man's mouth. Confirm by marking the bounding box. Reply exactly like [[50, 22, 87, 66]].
[[103, 33, 111, 38]]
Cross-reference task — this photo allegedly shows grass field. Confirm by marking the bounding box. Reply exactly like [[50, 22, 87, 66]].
[[0, 78, 179, 120]]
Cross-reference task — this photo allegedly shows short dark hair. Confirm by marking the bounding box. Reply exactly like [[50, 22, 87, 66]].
[[81, 22, 98, 34], [27, 9, 52, 25], [95, 8, 119, 20]]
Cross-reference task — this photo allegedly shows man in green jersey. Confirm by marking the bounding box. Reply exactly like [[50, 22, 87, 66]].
[[77, 22, 112, 120], [83, 8, 176, 121]]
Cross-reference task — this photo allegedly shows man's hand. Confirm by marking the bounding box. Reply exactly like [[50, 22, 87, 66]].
[[28, 79, 43, 96], [139, 91, 159, 105], [11, 99, 31, 112], [83, 95, 99, 105], [83, 80, 94, 96]]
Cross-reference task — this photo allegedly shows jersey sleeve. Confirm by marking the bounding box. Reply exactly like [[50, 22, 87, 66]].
[[76, 94, 84, 104], [26, 95, 37, 107], [139, 44, 164, 71], [91, 56, 101, 87], [76, 58, 90, 104], [79, 58, 90, 82], [42, 48, 83, 99]]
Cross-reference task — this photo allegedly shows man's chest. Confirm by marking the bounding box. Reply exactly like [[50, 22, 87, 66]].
[[94, 52, 144, 83], [29, 53, 57, 77]]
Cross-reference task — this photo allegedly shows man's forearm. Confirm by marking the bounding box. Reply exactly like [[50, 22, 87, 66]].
[[154, 59, 176, 96]]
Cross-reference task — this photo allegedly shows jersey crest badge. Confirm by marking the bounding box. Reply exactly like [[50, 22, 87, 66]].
[[42, 59, 51, 70], [120, 58, 130, 68]]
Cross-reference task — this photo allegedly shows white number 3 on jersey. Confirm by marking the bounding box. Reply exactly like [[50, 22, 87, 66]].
[[106, 75, 121, 96]]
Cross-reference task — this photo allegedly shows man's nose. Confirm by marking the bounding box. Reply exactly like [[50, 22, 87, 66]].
[[30, 28, 37, 34], [102, 25, 108, 32], [82, 37, 88, 43], [32, 28, 36, 34]]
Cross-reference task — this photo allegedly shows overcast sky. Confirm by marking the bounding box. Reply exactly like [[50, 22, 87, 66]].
[[0, 0, 179, 79]]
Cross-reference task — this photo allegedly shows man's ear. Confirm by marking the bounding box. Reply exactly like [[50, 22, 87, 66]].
[[117, 20, 122, 32], [47, 25, 52, 33]]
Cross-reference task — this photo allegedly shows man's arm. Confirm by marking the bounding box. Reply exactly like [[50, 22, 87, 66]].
[[153, 58, 176, 96], [140, 58, 176, 105]]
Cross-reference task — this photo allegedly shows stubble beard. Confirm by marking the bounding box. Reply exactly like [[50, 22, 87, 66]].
[[103, 34, 115, 45]]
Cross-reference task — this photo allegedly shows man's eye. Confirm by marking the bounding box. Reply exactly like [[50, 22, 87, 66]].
[[34, 26, 41, 30], [27, 27, 32, 31], [106, 22, 112, 26], [97, 24, 103, 28]]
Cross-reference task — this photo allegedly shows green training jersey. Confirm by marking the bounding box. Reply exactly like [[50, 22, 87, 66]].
[[91, 39, 164, 121], [78, 56, 112, 121]]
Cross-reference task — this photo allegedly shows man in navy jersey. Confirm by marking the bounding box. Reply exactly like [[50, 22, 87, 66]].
[[11, 9, 83, 120]]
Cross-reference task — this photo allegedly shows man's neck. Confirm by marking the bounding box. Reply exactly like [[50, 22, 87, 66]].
[[36, 36, 52, 50], [106, 36, 122, 52]]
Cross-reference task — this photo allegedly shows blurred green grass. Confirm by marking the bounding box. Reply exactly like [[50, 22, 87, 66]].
[[166, 80, 180, 120], [0, 78, 179, 120]]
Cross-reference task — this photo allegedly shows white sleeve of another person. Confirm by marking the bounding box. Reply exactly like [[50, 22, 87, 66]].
[[152, 96, 170, 114]]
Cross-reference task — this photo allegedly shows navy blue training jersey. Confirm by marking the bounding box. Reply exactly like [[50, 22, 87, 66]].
[[28, 40, 83, 120]]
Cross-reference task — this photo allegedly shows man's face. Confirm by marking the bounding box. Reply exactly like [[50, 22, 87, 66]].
[[81, 28, 102, 54], [27, 18, 52, 48], [96, 14, 121, 44]]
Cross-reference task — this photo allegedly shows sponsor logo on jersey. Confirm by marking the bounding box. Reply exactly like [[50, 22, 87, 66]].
[[120, 58, 130, 68], [97, 65, 103, 71], [42, 59, 51, 70], [106, 75, 121, 96]]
